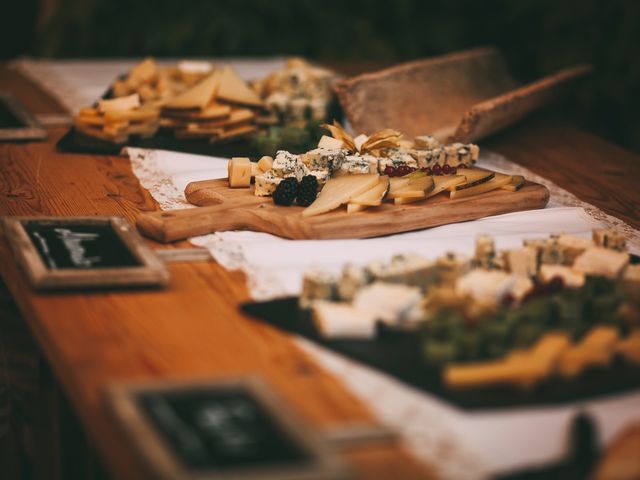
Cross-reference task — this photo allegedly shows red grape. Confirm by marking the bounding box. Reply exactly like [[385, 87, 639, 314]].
[[432, 164, 442, 175], [384, 166, 396, 177], [442, 164, 452, 174]]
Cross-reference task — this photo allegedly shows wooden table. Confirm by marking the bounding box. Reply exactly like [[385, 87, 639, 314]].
[[1, 64, 640, 480]]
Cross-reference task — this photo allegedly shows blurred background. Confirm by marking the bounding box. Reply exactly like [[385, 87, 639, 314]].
[[2, 0, 639, 152]]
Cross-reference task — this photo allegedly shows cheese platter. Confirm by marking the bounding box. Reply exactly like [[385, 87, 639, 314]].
[[241, 229, 640, 409], [136, 124, 549, 243]]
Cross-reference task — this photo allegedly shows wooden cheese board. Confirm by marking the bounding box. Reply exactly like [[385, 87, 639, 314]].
[[136, 177, 550, 243]]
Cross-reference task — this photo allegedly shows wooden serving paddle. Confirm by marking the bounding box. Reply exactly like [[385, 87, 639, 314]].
[[135, 178, 550, 243]]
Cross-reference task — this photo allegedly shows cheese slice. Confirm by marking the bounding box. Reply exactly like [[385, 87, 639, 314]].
[[129, 57, 158, 83], [347, 203, 370, 214], [103, 107, 159, 122], [500, 175, 525, 192], [302, 173, 380, 217], [164, 70, 221, 110], [216, 66, 263, 106], [388, 176, 434, 199], [318, 135, 344, 150], [98, 94, 141, 113], [350, 176, 389, 206], [449, 168, 495, 191], [163, 103, 231, 120], [449, 173, 512, 199], [354, 134, 369, 152], [427, 175, 465, 197], [186, 109, 254, 130]]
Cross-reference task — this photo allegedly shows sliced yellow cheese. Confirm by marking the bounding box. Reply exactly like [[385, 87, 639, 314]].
[[350, 176, 389, 206], [318, 135, 344, 150], [388, 176, 434, 199], [449, 173, 512, 199], [347, 203, 370, 214], [103, 107, 159, 122], [394, 195, 426, 205], [427, 175, 465, 197], [216, 66, 263, 106], [302, 173, 380, 217], [129, 57, 158, 83], [449, 168, 495, 191], [500, 175, 525, 192], [228, 157, 251, 188], [257, 155, 274, 173], [164, 70, 221, 110], [388, 177, 411, 193], [98, 94, 141, 113]]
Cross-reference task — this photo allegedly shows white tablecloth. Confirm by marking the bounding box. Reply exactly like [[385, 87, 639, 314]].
[[124, 146, 640, 479]]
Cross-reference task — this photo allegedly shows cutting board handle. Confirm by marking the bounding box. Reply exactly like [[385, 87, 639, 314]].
[[136, 205, 250, 243]]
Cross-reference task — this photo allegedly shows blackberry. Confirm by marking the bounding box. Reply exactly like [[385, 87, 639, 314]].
[[297, 175, 319, 206], [272, 177, 298, 206]]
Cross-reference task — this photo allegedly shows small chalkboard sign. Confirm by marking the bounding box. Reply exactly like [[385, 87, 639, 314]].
[[106, 378, 347, 480], [3, 216, 169, 290], [0, 93, 47, 141]]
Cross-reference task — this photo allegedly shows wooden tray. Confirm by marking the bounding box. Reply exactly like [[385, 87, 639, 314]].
[[136, 178, 550, 243], [335, 47, 591, 143]]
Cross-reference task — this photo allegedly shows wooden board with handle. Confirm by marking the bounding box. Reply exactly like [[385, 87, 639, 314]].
[[136, 177, 549, 243]]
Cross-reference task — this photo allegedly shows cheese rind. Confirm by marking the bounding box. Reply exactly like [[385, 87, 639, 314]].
[[449, 173, 512, 199]]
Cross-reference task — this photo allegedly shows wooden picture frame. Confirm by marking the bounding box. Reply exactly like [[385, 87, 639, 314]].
[[0, 93, 47, 141], [105, 377, 347, 480], [2, 216, 170, 290]]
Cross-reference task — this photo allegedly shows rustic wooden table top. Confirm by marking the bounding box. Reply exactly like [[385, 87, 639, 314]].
[[1, 63, 639, 480]]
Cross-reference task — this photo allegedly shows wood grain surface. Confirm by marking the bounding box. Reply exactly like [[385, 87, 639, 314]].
[[1, 64, 640, 480], [137, 177, 549, 242]]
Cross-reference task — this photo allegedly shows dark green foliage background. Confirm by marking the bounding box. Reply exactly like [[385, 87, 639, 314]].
[[6, 0, 640, 151]]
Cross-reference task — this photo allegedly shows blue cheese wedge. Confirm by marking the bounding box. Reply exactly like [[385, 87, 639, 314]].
[[337, 264, 370, 301], [339, 155, 377, 175], [409, 147, 445, 168], [272, 150, 309, 180], [254, 171, 282, 196], [593, 229, 626, 251], [378, 150, 418, 172], [304, 147, 345, 172], [413, 135, 440, 149], [300, 269, 337, 308]]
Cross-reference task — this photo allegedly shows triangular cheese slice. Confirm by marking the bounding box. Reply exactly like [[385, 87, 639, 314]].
[[450, 173, 512, 199], [302, 174, 380, 217], [164, 70, 221, 110], [350, 176, 389, 206], [427, 175, 465, 197], [216, 66, 263, 106]]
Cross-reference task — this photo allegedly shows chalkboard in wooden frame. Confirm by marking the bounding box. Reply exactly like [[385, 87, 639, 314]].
[[105, 377, 348, 480], [2, 216, 170, 290]]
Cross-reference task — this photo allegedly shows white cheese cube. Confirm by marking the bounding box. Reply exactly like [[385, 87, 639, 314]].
[[505, 247, 538, 277], [273, 150, 309, 181], [413, 135, 440, 149], [257, 155, 274, 173], [340, 155, 375, 175], [337, 264, 370, 301], [312, 301, 377, 339], [573, 247, 629, 278], [353, 282, 423, 325], [456, 270, 516, 305], [593, 229, 626, 251]]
